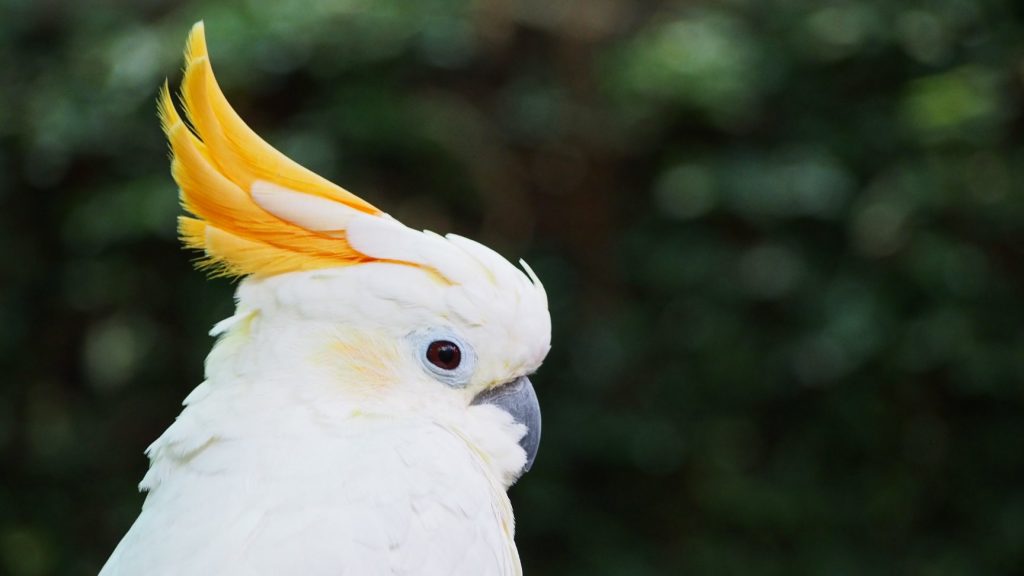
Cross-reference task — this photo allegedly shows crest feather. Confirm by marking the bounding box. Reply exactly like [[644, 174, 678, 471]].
[[159, 21, 383, 278]]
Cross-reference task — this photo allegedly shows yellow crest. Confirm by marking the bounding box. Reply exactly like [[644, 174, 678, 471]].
[[159, 22, 383, 278]]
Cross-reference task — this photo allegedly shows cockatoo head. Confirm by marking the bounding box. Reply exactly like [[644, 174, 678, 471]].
[[158, 23, 550, 487]]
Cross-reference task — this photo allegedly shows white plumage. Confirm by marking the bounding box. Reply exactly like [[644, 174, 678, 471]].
[[103, 251, 548, 575], [101, 22, 551, 576]]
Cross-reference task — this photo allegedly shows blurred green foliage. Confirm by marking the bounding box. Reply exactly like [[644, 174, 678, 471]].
[[2, 0, 1023, 574]]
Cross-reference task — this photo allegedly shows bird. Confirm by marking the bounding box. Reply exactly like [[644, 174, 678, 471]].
[[100, 22, 551, 576]]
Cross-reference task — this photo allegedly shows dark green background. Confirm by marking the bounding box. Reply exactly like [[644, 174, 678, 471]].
[[2, 0, 1023, 574]]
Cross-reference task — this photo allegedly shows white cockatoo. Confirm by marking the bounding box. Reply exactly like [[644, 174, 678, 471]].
[[100, 22, 551, 576]]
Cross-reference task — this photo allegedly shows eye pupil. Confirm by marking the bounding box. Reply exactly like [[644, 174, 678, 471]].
[[427, 340, 461, 370]]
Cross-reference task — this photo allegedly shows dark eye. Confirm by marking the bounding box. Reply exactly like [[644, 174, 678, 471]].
[[426, 340, 461, 371]]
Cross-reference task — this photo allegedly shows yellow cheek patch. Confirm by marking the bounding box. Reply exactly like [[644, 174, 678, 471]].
[[159, 22, 383, 278], [318, 335, 404, 396]]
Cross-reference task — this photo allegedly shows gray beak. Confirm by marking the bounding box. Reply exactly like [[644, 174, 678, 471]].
[[471, 376, 541, 474]]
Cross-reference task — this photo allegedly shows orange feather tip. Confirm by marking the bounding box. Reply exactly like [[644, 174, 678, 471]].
[[160, 22, 386, 279]]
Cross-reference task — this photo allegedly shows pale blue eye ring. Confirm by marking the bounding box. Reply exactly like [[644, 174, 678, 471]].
[[410, 328, 476, 388]]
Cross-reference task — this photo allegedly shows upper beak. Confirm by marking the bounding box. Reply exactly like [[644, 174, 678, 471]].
[[471, 376, 541, 474]]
